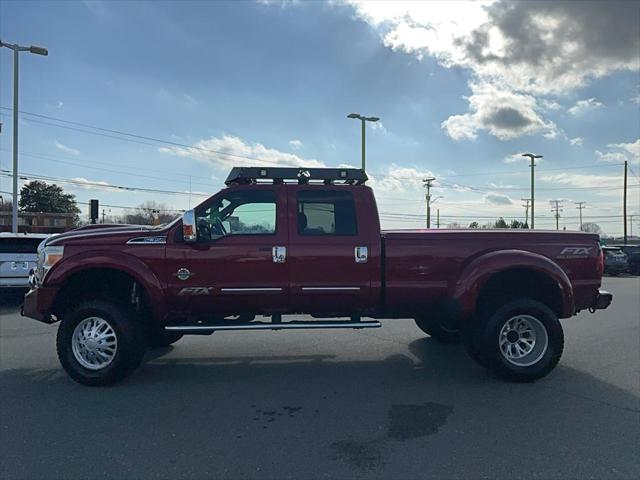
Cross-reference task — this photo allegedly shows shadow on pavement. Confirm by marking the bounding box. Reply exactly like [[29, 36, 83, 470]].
[[1, 335, 639, 479]]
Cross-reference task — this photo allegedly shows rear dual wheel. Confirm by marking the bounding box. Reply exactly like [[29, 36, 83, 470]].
[[463, 298, 564, 382]]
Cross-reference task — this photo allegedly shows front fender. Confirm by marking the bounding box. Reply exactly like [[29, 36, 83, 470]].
[[451, 249, 574, 320], [45, 250, 167, 321]]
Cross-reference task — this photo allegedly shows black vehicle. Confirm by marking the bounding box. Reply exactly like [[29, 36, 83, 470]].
[[611, 245, 640, 275], [602, 246, 629, 276]]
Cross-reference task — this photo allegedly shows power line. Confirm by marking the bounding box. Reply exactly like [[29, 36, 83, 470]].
[[0, 106, 295, 167], [1, 107, 632, 188], [0, 148, 215, 188], [0, 170, 210, 197]]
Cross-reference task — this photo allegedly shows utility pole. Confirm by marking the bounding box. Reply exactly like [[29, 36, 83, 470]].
[[521, 198, 530, 227], [0, 40, 48, 233], [423, 177, 435, 228], [551, 200, 563, 230], [623, 160, 628, 244], [347, 113, 380, 171], [436, 208, 440, 228], [522, 153, 543, 229], [575, 201, 586, 231]]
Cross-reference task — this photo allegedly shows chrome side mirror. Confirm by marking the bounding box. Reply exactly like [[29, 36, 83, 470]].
[[182, 210, 197, 243]]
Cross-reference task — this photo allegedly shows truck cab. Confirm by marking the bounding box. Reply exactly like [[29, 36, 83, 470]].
[[166, 175, 381, 319]]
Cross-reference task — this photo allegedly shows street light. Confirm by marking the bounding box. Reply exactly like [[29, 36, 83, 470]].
[[521, 153, 543, 229], [0, 40, 48, 233], [347, 113, 379, 171]]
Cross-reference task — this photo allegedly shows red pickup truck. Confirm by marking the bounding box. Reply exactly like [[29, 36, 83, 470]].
[[22, 167, 612, 386]]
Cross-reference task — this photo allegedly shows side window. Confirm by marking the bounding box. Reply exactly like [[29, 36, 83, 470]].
[[297, 190, 357, 236], [195, 190, 276, 241]]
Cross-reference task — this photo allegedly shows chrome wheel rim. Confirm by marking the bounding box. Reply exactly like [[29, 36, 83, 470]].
[[499, 315, 548, 367], [71, 317, 118, 370]]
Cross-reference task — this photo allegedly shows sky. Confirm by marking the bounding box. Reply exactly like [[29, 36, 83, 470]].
[[0, 0, 639, 235]]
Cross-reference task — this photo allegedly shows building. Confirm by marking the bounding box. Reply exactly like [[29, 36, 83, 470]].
[[0, 211, 76, 234]]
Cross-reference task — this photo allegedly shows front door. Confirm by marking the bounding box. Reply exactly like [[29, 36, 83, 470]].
[[165, 186, 289, 318], [287, 186, 372, 315]]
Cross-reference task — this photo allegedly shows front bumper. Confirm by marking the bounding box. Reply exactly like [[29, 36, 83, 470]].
[[21, 286, 58, 324], [590, 289, 613, 311]]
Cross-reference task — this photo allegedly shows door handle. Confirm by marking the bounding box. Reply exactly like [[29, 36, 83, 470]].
[[272, 246, 286, 263], [355, 246, 368, 263]]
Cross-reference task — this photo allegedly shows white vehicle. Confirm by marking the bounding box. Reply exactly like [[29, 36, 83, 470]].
[[0, 233, 50, 289]]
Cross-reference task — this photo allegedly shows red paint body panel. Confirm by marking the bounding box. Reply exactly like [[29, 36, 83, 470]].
[[23, 183, 605, 324]]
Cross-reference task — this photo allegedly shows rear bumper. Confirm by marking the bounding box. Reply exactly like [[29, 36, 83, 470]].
[[590, 289, 613, 311], [21, 286, 58, 324]]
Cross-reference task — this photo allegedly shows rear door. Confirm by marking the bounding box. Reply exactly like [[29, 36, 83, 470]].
[[287, 186, 372, 315]]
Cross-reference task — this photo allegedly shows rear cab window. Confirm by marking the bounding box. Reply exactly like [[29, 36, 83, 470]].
[[297, 190, 357, 236]]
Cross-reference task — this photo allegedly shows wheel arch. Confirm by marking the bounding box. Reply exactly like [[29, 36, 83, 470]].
[[452, 249, 574, 321], [48, 251, 167, 322]]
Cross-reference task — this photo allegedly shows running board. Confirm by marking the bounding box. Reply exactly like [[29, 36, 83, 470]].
[[165, 320, 381, 332]]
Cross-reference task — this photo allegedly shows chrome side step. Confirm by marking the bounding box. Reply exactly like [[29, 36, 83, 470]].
[[165, 320, 381, 332]]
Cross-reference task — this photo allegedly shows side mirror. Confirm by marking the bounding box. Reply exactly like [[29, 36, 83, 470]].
[[182, 210, 197, 243]]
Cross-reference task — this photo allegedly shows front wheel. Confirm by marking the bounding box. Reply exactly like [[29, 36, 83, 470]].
[[466, 299, 564, 382], [56, 300, 147, 386]]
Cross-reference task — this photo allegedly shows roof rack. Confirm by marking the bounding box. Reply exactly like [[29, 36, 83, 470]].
[[225, 167, 368, 186]]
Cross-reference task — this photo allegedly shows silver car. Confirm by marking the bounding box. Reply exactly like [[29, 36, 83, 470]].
[[0, 233, 50, 289]]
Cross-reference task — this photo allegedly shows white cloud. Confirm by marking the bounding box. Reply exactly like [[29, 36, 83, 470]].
[[370, 121, 389, 135], [441, 83, 557, 141], [570, 137, 584, 147], [70, 177, 121, 192], [343, 0, 639, 141], [348, 1, 639, 95], [159, 134, 325, 170], [54, 141, 80, 156], [541, 172, 623, 189], [289, 139, 303, 150], [484, 192, 513, 205], [595, 138, 640, 163], [609, 139, 640, 159], [567, 98, 603, 116], [540, 99, 562, 111], [596, 150, 627, 163], [368, 164, 436, 193]]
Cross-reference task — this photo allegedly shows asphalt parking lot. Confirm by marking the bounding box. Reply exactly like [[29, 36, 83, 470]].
[[1, 276, 638, 480]]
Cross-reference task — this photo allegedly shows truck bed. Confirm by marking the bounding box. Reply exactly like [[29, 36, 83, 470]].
[[381, 229, 602, 317]]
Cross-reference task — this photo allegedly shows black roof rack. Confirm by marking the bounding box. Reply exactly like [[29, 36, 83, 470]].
[[225, 167, 368, 186]]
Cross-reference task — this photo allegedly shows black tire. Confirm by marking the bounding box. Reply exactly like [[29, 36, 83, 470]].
[[56, 300, 147, 386], [470, 298, 564, 382], [414, 316, 460, 343], [461, 315, 490, 367], [148, 328, 183, 348]]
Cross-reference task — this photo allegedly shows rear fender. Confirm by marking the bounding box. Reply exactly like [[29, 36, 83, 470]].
[[45, 250, 167, 321], [451, 249, 574, 321]]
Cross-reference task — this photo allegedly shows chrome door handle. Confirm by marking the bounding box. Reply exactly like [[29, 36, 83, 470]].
[[272, 246, 286, 263], [355, 246, 368, 263]]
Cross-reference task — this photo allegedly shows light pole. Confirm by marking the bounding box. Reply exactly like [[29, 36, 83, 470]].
[[347, 113, 379, 171], [0, 40, 48, 233], [522, 153, 543, 229]]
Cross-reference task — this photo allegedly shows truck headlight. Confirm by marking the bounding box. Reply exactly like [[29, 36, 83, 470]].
[[39, 245, 64, 280]]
